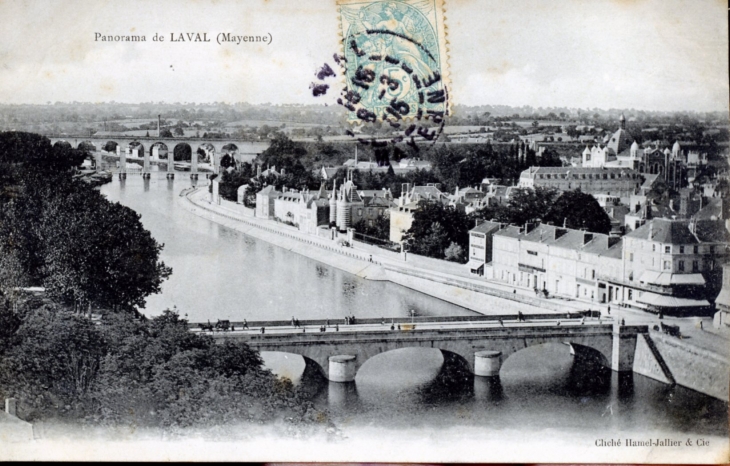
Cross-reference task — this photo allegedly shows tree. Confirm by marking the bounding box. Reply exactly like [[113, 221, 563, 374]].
[[259, 133, 307, 170], [39, 185, 172, 312], [495, 187, 559, 226], [174, 127, 184, 137], [352, 214, 390, 241], [403, 201, 470, 262], [218, 163, 254, 202], [160, 129, 173, 138], [220, 154, 235, 169], [544, 190, 612, 234]]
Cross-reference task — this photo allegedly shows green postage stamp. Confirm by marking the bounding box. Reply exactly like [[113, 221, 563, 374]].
[[336, 0, 450, 126]]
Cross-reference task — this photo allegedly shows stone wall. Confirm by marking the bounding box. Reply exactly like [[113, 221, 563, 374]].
[[647, 331, 729, 401]]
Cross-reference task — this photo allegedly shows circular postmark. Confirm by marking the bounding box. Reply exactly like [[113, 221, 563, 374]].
[[311, 1, 450, 154]]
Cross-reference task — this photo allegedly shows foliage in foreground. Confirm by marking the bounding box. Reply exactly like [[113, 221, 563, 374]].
[[0, 302, 318, 430]]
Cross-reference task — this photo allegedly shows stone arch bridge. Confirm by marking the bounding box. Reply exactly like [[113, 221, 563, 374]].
[[47, 135, 269, 178], [211, 318, 646, 382]]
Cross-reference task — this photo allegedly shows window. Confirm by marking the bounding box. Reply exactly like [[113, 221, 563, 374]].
[[678, 260, 684, 271], [368, 219, 373, 227], [652, 244, 656, 252], [693, 245, 699, 254], [664, 246, 671, 254], [710, 246, 715, 254], [592, 270, 596, 279], [663, 260, 671, 270], [357, 208, 363, 216], [692, 261, 699, 272], [679, 246, 684, 254], [629, 253, 634, 262]]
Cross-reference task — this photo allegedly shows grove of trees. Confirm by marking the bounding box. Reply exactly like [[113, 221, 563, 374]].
[[0, 132, 320, 432]]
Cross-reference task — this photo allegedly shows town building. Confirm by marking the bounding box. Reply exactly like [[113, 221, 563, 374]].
[[490, 223, 623, 303], [518, 166, 641, 199], [329, 175, 395, 232], [389, 183, 449, 243], [255, 185, 283, 218], [580, 114, 691, 190], [466, 221, 502, 276], [713, 263, 730, 328], [615, 218, 729, 315], [484, 217, 729, 315], [273, 186, 331, 234]]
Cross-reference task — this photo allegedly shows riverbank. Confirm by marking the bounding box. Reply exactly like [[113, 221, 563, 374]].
[[180, 188, 570, 315], [179, 186, 730, 402]]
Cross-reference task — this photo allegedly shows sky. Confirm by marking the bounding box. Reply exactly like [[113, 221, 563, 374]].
[[0, 0, 727, 112]]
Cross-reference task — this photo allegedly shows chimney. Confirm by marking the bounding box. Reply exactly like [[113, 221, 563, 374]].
[[5, 398, 17, 417], [157, 114, 161, 137], [583, 233, 594, 244]]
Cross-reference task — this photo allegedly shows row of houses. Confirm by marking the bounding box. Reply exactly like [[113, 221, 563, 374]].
[[254, 174, 396, 235], [467, 215, 729, 316]]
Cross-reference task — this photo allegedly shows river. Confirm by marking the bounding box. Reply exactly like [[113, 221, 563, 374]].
[[100, 175, 728, 446]]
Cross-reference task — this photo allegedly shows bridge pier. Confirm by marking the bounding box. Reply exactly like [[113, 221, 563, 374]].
[[329, 355, 357, 382], [611, 322, 639, 372], [166, 154, 174, 178], [474, 350, 502, 377], [119, 150, 127, 178], [142, 151, 151, 178], [474, 375, 504, 401]]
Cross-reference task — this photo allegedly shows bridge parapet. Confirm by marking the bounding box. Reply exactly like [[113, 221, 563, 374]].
[[213, 322, 640, 381]]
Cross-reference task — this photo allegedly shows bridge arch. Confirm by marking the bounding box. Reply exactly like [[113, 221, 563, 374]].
[[258, 350, 314, 384], [77, 141, 97, 152], [102, 140, 119, 153], [173, 142, 192, 161], [128, 141, 145, 158], [197, 143, 215, 163], [150, 142, 169, 160]]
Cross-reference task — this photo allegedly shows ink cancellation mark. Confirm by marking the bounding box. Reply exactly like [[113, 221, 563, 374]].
[[336, 0, 450, 125]]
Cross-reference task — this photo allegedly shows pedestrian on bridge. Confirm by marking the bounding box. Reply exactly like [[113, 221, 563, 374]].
[[335, 324, 339, 332], [498, 318, 504, 327], [390, 323, 395, 331], [518, 311, 525, 322], [261, 327, 266, 334], [243, 319, 249, 329]]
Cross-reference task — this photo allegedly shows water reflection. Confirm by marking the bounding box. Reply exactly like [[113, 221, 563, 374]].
[[473, 377, 504, 403]]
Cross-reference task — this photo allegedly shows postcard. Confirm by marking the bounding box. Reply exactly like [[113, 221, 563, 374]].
[[0, 0, 728, 462]]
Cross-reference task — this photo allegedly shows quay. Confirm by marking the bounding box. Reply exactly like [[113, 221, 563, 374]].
[[179, 186, 729, 401]]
